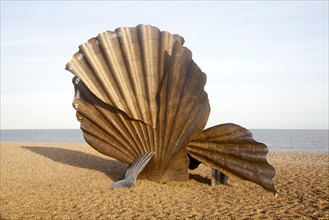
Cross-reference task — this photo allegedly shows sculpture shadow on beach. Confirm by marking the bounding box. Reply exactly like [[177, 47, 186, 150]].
[[21, 146, 217, 186], [21, 146, 127, 181], [189, 173, 211, 185]]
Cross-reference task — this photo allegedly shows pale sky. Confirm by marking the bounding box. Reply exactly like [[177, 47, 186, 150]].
[[1, 1, 328, 129]]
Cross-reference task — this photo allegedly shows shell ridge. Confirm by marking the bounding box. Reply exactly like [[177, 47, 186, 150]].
[[108, 110, 148, 158], [162, 49, 194, 167], [76, 79, 139, 148], [117, 118, 145, 157], [135, 25, 155, 152], [81, 122, 129, 158], [96, 33, 136, 121], [109, 110, 149, 158], [78, 103, 132, 152], [67, 52, 112, 106], [76, 81, 142, 159], [107, 108, 152, 156], [154, 50, 171, 169], [172, 90, 210, 156], [117, 27, 150, 126], [151, 30, 163, 155], [115, 27, 143, 121], [157, 55, 171, 169], [80, 121, 134, 163], [167, 47, 203, 145], [163, 149, 189, 181], [137, 25, 152, 128], [135, 26, 150, 125], [135, 121, 151, 155], [79, 40, 121, 109], [160, 47, 186, 168], [212, 152, 275, 183], [187, 142, 268, 165], [154, 34, 185, 169], [146, 124, 156, 159], [91, 100, 145, 158], [83, 131, 132, 164], [125, 27, 152, 126]]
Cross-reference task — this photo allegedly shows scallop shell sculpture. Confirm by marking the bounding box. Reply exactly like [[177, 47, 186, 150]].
[[66, 24, 276, 193]]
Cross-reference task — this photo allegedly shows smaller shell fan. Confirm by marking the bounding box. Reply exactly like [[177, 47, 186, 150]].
[[187, 123, 277, 192]]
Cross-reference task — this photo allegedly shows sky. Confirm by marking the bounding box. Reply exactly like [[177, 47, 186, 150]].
[[1, 1, 328, 129]]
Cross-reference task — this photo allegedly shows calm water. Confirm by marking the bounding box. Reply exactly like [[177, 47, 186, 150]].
[[0, 129, 84, 143], [1, 129, 328, 153], [251, 129, 328, 153]]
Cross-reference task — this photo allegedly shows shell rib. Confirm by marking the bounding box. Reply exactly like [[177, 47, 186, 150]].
[[187, 123, 277, 192], [69, 29, 210, 182]]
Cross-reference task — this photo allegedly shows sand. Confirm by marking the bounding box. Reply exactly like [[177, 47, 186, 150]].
[[0, 141, 328, 219]]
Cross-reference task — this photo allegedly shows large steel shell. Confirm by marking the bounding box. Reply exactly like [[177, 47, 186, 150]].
[[67, 25, 210, 182]]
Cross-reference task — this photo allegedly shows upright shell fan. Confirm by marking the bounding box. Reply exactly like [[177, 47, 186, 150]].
[[66, 24, 276, 193]]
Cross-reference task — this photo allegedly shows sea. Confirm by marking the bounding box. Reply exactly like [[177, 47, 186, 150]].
[[0, 129, 328, 153]]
